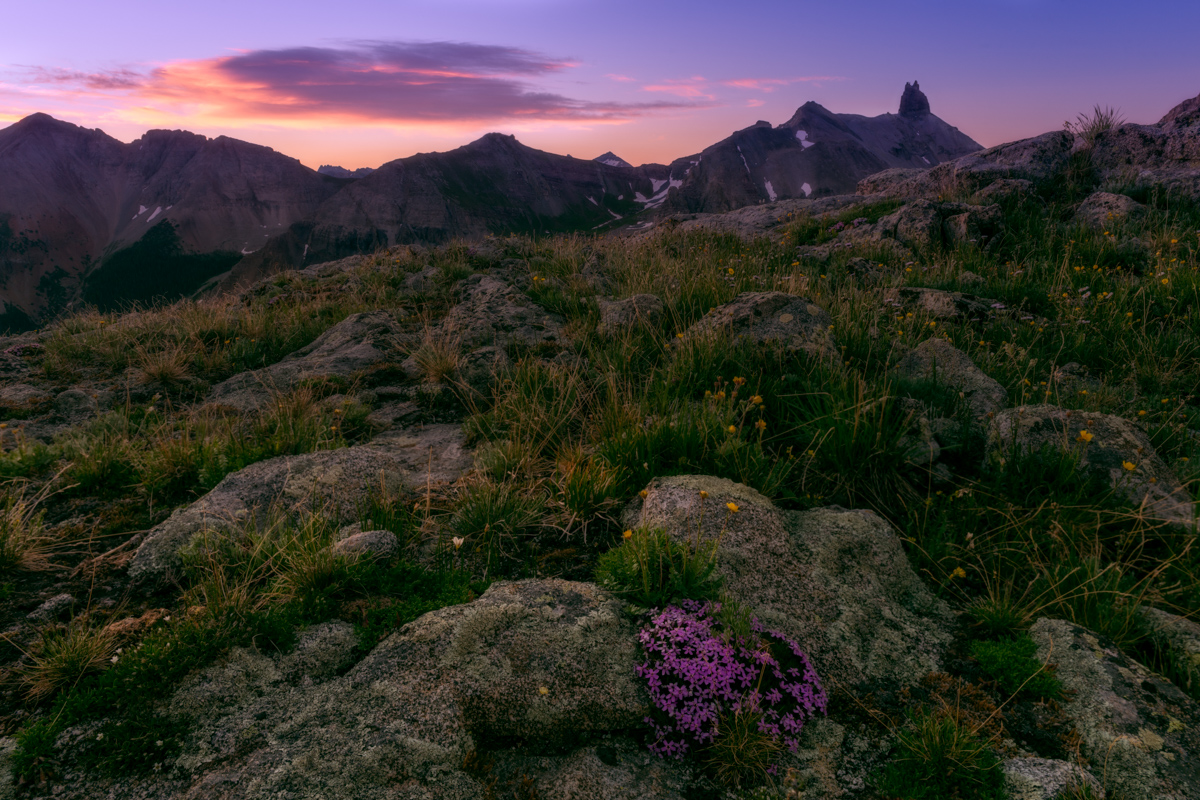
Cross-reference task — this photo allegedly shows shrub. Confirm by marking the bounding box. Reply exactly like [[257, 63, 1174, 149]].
[[19, 618, 117, 702], [636, 601, 827, 785], [594, 527, 722, 608]]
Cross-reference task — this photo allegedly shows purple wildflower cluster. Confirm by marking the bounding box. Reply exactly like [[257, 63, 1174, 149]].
[[826, 217, 870, 236], [3, 343, 42, 357], [636, 600, 827, 760]]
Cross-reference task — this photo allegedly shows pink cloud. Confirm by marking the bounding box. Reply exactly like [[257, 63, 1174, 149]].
[[746, 98, 765, 107], [722, 76, 845, 92], [641, 76, 713, 100], [6, 41, 704, 127], [605, 73, 636, 82]]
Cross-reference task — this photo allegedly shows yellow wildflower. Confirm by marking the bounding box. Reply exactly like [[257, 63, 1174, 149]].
[[1077, 430, 1093, 443], [726, 502, 740, 513], [622, 529, 633, 540], [750, 395, 763, 405], [1123, 461, 1136, 471], [951, 567, 967, 579], [755, 419, 767, 431], [727, 425, 737, 434], [699, 490, 709, 499], [639, 490, 649, 499]]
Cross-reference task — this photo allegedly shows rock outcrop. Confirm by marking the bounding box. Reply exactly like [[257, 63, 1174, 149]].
[[128, 424, 471, 588], [988, 405, 1196, 528], [206, 311, 404, 411], [1031, 619, 1200, 800], [679, 291, 838, 360], [898, 81, 931, 118], [625, 475, 955, 690], [893, 337, 1008, 419]]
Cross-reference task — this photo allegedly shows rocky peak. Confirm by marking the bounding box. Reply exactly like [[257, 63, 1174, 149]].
[[594, 151, 633, 168], [1158, 90, 1200, 131], [900, 81, 931, 118]]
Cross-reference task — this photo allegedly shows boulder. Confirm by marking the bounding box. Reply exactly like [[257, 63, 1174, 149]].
[[44, 580, 664, 800], [1075, 192, 1147, 231], [26, 592, 75, 622], [882, 286, 1001, 321], [625, 475, 954, 690], [1137, 606, 1200, 697], [127, 424, 471, 588], [331, 524, 400, 560], [845, 200, 1002, 251], [893, 338, 1008, 419], [942, 203, 1003, 248], [207, 311, 404, 412], [596, 294, 663, 337], [679, 292, 837, 360], [1003, 757, 1104, 800], [441, 274, 564, 349], [1030, 619, 1200, 800], [988, 405, 1196, 528], [53, 388, 97, 422], [970, 178, 1034, 205]]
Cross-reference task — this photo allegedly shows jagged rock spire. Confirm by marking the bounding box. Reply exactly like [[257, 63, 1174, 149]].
[[899, 81, 931, 118]]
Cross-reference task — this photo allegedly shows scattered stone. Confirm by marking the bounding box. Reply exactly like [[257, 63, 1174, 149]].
[[1075, 192, 1147, 231], [596, 294, 663, 337], [988, 405, 1196, 528], [403, 266, 441, 293], [441, 273, 564, 349], [882, 286, 1001, 321], [207, 311, 404, 412], [52, 389, 97, 422], [128, 424, 471, 588], [331, 524, 400, 560], [1030, 618, 1200, 800], [679, 291, 838, 359], [893, 338, 1008, 419], [625, 475, 954, 689], [26, 593, 74, 622], [1003, 757, 1104, 800]]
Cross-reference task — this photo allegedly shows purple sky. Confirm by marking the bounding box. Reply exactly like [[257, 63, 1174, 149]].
[[2, 0, 1198, 170]]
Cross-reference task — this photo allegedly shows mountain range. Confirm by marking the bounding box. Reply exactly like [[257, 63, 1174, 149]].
[[0, 82, 980, 326]]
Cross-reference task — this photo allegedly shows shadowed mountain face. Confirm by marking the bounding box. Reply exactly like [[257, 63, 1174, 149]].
[[222, 134, 671, 288], [664, 82, 983, 213], [0, 114, 346, 322]]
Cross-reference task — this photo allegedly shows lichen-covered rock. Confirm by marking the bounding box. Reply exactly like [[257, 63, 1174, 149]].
[[331, 524, 399, 560], [26, 592, 75, 622], [893, 338, 1007, 419], [1030, 618, 1200, 800], [41, 580, 658, 800], [988, 405, 1196, 528], [0, 736, 14, 800], [680, 292, 837, 359], [625, 475, 954, 690], [882, 286, 1001, 322], [596, 294, 663, 337], [441, 274, 564, 349], [276, 620, 361, 683], [128, 425, 471, 588], [1138, 606, 1200, 697], [970, 178, 1034, 205], [207, 311, 404, 412], [1075, 192, 1147, 231], [1003, 757, 1104, 800]]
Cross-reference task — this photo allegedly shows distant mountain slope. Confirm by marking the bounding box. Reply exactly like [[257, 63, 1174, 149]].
[[318, 165, 376, 179], [222, 134, 671, 288], [665, 82, 983, 212], [594, 151, 633, 168], [0, 114, 345, 321]]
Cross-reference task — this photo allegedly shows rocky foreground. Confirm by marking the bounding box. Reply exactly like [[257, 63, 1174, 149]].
[[1, 91, 1200, 799]]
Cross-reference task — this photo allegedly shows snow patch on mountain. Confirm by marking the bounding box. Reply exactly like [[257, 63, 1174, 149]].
[[801, 182, 812, 197], [796, 130, 815, 149], [764, 180, 777, 201]]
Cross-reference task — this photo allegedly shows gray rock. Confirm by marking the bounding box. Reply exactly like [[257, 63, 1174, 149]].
[[331, 526, 400, 560], [988, 405, 1196, 528], [364, 400, 419, 430], [680, 291, 837, 360], [1075, 192, 1147, 231], [47, 580, 654, 800], [53, 388, 97, 422], [128, 424, 471, 588], [207, 311, 403, 412], [441, 273, 564, 349], [882, 286, 1001, 321], [596, 294, 663, 337], [0, 736, 14, 800], [1137, 606, 1200, 697], [451, 345, 510, 398], [893, 338, 1007, 419], [942, 203, 1003, 248], [959, 270, 986, 285], [0, 383, 52, 409], [970, 178, 1034, 205], [848, 199, 1002, 251], [27, 592, 74, 622], [1030, 618, 1200, 800], [626, 475, 954, 689], [402, 266, 441, 293], [1003, 757, 1104, 800]]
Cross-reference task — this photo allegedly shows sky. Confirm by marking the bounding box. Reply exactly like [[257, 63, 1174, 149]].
[[2, 0, 1198, 171]]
